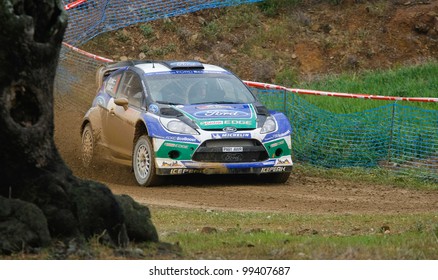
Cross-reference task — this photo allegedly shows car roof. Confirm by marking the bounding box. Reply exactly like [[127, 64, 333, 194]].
[[134, 61, 228, 74], [96, 60, 231, 88], [104, 60, 228, 74]]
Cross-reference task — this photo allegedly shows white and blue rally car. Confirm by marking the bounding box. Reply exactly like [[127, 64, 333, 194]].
[[81, 60, 293, 186]]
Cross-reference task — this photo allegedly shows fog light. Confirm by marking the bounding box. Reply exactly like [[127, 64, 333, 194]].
[[168, 150, 180, 159], [275, 148, 283, 157]]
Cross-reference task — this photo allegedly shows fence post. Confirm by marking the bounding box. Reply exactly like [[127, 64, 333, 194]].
[[282, 89, 287, 116], [387, 102, 397, 164], [287, 90, 296, 161]]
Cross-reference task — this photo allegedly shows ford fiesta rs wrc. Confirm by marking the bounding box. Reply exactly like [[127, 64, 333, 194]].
[[80, 60, 293, 186]]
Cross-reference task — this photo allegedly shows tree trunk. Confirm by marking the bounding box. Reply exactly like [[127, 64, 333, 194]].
[[0, 0, 157, 254]]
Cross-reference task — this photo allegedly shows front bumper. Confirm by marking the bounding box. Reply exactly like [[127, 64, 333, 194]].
[[155, 157, 293, 175]]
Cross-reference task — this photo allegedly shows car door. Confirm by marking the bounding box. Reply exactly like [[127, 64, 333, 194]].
[[105, 70, 143, 160], [95, 72, 122, 151]]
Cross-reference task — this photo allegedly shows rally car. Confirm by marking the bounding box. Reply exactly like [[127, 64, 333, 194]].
[[80, 60, 293, 186]]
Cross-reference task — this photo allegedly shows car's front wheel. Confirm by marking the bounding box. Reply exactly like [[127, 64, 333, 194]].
[[81, 123, 94, 167], [133, 135, 161, 186]]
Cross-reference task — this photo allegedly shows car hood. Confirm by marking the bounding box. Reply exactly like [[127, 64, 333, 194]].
[[174, 103, 258, 130]]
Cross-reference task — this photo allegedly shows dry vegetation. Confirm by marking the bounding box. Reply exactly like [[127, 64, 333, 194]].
[[83, 0, 438, 86]]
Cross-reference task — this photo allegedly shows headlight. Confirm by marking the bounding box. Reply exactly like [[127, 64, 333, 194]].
[[164, 119, 199, 135], [260, 116, 277, 134]]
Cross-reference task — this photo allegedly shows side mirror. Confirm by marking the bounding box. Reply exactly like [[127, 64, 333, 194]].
[[114, 97, 129, 110]]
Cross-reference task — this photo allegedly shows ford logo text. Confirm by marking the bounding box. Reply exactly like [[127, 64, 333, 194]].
[[194, 110, 250, 118], [223, 126, 237, 132]]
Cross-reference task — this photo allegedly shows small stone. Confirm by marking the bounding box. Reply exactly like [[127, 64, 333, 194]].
[[201, 226, 217, 234]]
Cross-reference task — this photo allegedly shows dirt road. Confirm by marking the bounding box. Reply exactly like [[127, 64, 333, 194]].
[[55, 108, 438, 214]]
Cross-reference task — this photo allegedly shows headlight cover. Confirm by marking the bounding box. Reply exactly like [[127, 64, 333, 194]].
[[260, 116, 277, 134], [162, 119, 199, 135]]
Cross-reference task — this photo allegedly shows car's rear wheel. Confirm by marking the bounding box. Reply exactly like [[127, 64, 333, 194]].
[[81, 124, 94, 167], [133, 135, 161, 186]]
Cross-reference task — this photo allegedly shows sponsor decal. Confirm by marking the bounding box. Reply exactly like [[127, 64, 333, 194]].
[[169, 61, 203, 68], [196, 105, 234, 110], [160, 161, 183, 167], [96, 96, 106, 107], [223, 126, 237, 132], [276, 158, 292, 165], [202, 120, 224, 126], [148, 104, 159, 114], [200, 120, 254, 127], [170, 169, 202, 174], [106, 77, 118, 91], [212, 133, 251, 139], [162, 136, 199, 143], [272, 130, 290, 138], [269, 140, 285, 148], [164, 143, 189, 149], [260, 167, 287, 173], [225, 120, 252, 125], [172, 70, 204, 74], [273, 130, 291, 138], [263, 129, 291, 142], [194, 110, 250, 118]]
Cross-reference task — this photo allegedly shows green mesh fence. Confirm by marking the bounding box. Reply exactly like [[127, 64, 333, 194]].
[[62, 0, 263, 46], [57, 0, 263, 112], [253, 88, 438, 181], [56, 0, 438, 182]]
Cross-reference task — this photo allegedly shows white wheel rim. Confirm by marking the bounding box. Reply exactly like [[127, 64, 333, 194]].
[[136, 143, 151, 180]]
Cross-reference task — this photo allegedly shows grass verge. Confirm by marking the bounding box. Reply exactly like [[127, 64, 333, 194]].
[[295, 61, 438, 113], [151, 206, 438, 259]]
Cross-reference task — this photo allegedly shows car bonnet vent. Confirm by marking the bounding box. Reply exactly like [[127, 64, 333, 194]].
[[160, 107, 183, 117], [255, 105, 269, 115], [161, 61, 204, 70]]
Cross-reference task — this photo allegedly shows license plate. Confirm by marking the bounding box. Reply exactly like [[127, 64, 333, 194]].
[[222, 147, 243, 152]]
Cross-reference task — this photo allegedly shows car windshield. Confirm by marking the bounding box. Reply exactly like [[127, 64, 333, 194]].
[[144, 72, 257, 105]]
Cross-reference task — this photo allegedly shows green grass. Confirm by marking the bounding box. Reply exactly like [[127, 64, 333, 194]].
[[292, 164, 438, 190], [150, 206, 438, 259], [257, 0, 301, 17], [146, 163, 438, 260], [294, 61, 438, 113], [139, 23, 154, 38]]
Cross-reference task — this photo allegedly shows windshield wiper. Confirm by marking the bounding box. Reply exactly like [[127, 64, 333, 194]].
[[156, 101, 182, 105], [190, 101, 243, 105]]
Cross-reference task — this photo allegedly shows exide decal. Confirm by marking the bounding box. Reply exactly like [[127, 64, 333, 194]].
[[194, 110, 250, 118]]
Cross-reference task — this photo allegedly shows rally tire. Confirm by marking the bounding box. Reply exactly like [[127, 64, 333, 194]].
[[261, 171, 291, 184], [81, 123, 94, 168], [132, 135, 161, 186]]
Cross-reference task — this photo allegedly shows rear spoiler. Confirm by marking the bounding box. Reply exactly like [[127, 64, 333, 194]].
[[95, 60, 205, 88], [95, 61, 143, 89], [95, 61, 152, 88], [96, 64, 120, 89]]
